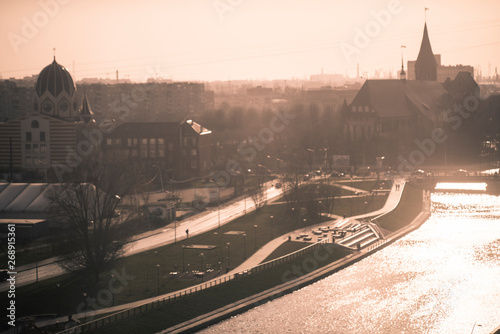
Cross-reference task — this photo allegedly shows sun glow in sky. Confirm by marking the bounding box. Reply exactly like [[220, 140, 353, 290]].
[[1, 0, 500, 82]]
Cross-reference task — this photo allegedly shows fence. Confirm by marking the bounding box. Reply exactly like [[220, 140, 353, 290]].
[[55, 240, 329, 333]]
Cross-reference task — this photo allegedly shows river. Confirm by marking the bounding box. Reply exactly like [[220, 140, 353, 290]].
[[200, 192, 500, 334]]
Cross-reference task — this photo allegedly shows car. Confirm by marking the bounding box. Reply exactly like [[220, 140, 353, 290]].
[[452, 169, 468, 176], [274, 182, 282, 189], [312, 230, 322, 235]]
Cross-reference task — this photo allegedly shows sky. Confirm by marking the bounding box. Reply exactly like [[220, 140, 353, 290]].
[[1, 0, 500, 82]]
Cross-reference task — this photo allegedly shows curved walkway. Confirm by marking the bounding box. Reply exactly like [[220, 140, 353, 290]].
[[18, 178, 407, 332]]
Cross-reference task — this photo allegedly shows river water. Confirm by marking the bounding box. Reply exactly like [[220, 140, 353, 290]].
[[200, 192, 500, 334]]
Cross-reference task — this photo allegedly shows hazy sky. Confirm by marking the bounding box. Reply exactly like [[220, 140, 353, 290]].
[[1, 0, 500, 82]]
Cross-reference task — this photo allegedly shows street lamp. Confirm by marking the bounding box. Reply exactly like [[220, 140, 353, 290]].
[[82, 292, 87, 322], [199, 252, 204, 272], [156, 264, 161, 295], [243, 233, 247, 259], [56, 283, 60, 316], [254, 225, 258, 250], [226, 242, 231, 271], [181, 245, 186, 272], [270, 216, 274, 239], [218, 186, 221, 228]]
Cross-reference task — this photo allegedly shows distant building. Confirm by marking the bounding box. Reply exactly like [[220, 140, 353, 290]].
[[0, 80, 35, 121], [102, 119, 212, 180], [0, 57, 95, 181], [341, 22, 480, 165], [407, 24, 474, 82]]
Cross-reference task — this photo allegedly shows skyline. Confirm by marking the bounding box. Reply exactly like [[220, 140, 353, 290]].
[[1, 0, 500, 83]]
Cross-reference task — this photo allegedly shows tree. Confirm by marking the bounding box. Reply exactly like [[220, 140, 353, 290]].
[[47, 152, 137, 282]]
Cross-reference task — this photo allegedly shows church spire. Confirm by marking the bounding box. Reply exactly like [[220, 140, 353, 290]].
[[415, 23, 437, 80], [400, 45, 406, 80]]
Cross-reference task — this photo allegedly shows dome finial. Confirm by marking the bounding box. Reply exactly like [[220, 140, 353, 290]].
[[53, 47, 56, 61]]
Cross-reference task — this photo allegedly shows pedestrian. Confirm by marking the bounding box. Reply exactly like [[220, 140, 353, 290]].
[[186, 229, 189, 238]]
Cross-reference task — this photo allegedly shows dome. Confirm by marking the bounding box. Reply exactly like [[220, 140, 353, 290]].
[[35, 58, 75, 98]]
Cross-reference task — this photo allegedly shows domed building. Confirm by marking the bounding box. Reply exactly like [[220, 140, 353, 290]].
[[33, 57, 78, 119], [0, 57, 96, 182]]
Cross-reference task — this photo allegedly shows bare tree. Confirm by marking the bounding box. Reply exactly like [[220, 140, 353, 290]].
[[47, 152, 137, 282], [249, 172, 267, 213]]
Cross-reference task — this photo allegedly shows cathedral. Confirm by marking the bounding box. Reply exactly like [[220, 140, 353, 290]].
[[341, 22, 479, 166]]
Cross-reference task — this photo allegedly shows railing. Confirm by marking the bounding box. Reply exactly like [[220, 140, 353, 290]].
[[55, 240, 329, 333]]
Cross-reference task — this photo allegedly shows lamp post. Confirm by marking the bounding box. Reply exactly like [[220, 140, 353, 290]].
[[56, 283, 60, 316], [253, 225, 258, 250], [218, 186, 221, 228], [82, 292, 87, 322], [226, 242, 231, 271], [182, 246, 185, 272], [243, 233, 247, 259], [199, 252, 204, 272], [156, 264, 160, 295], [270, 215, 274, 239], [110, 274, 114, 306]]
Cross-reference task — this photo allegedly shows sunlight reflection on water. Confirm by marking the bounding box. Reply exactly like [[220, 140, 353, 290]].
[[200, 193, 500, 334]]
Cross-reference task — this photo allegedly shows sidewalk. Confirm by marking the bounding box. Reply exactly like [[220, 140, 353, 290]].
[[14, 178, 408, 331]]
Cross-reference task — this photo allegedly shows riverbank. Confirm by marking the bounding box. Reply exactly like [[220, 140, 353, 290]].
[[82, 183, 425, 334], [162, 184, 430, 333]]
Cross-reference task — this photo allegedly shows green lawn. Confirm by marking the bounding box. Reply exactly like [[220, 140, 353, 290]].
[[91, 244, 353, 334], [7, 204, 332, 321], [376, 184, 423, 232]]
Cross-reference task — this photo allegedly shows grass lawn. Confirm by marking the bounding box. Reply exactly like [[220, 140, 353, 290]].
[[343, 179, 393, 191], [5, 204, 333, 321], [376, 183, 423, 232], [262, 241, 311, 262], [6, 182, 393, 326], [90, 244, 353, 334], [332, 193, 388, 217]]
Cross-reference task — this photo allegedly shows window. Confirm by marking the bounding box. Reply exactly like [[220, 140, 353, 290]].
[[31, 120, 39, 128], [133, 138, 138, 146], [33, 144, 39, 154], [192, 138, 196, 146], [158, 150, 164, 157], [158, 138, 164, 145], [168, 143, 174, 151], [141, 151, 148, 157], [25, 144, 31, 153], [127, 138, 132, 147], [191, 149, 197, 156], [131, 149, 138, 157], [142, 138, 148, 145], [25, 158, 32, 166], [26, 132, 32, 141], [107, 138, 112, 145], [40, 144, 47, 153], [150, 138, 156, 145], [115, 138, 122, 145], [150, 150, 156, 158], [191, 161, 197, 168], [40, 132, 46, 142]]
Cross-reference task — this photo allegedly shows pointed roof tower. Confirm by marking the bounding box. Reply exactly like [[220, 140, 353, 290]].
[[79, 92, 94, 123], [415, 23, 437, 81]]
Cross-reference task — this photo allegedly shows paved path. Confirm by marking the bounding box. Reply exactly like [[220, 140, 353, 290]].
[[230, 178, 406, 274], [6, 178, 406, 332]]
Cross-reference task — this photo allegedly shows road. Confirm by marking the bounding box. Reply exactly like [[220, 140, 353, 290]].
[[0, 182, 283, 291]]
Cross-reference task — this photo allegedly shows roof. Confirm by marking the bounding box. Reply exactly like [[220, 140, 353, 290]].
[[35, 58, 76, 97], [349, 79, 450, 119], [415, 23, 437, 80], [0, 183, 51, 214], [80, 93, 94, 116], [183, 119, 212, 136], [109, 122, 180, 138]]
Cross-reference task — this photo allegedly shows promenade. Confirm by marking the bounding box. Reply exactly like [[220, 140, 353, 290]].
[[26, 177, 410, 332]]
